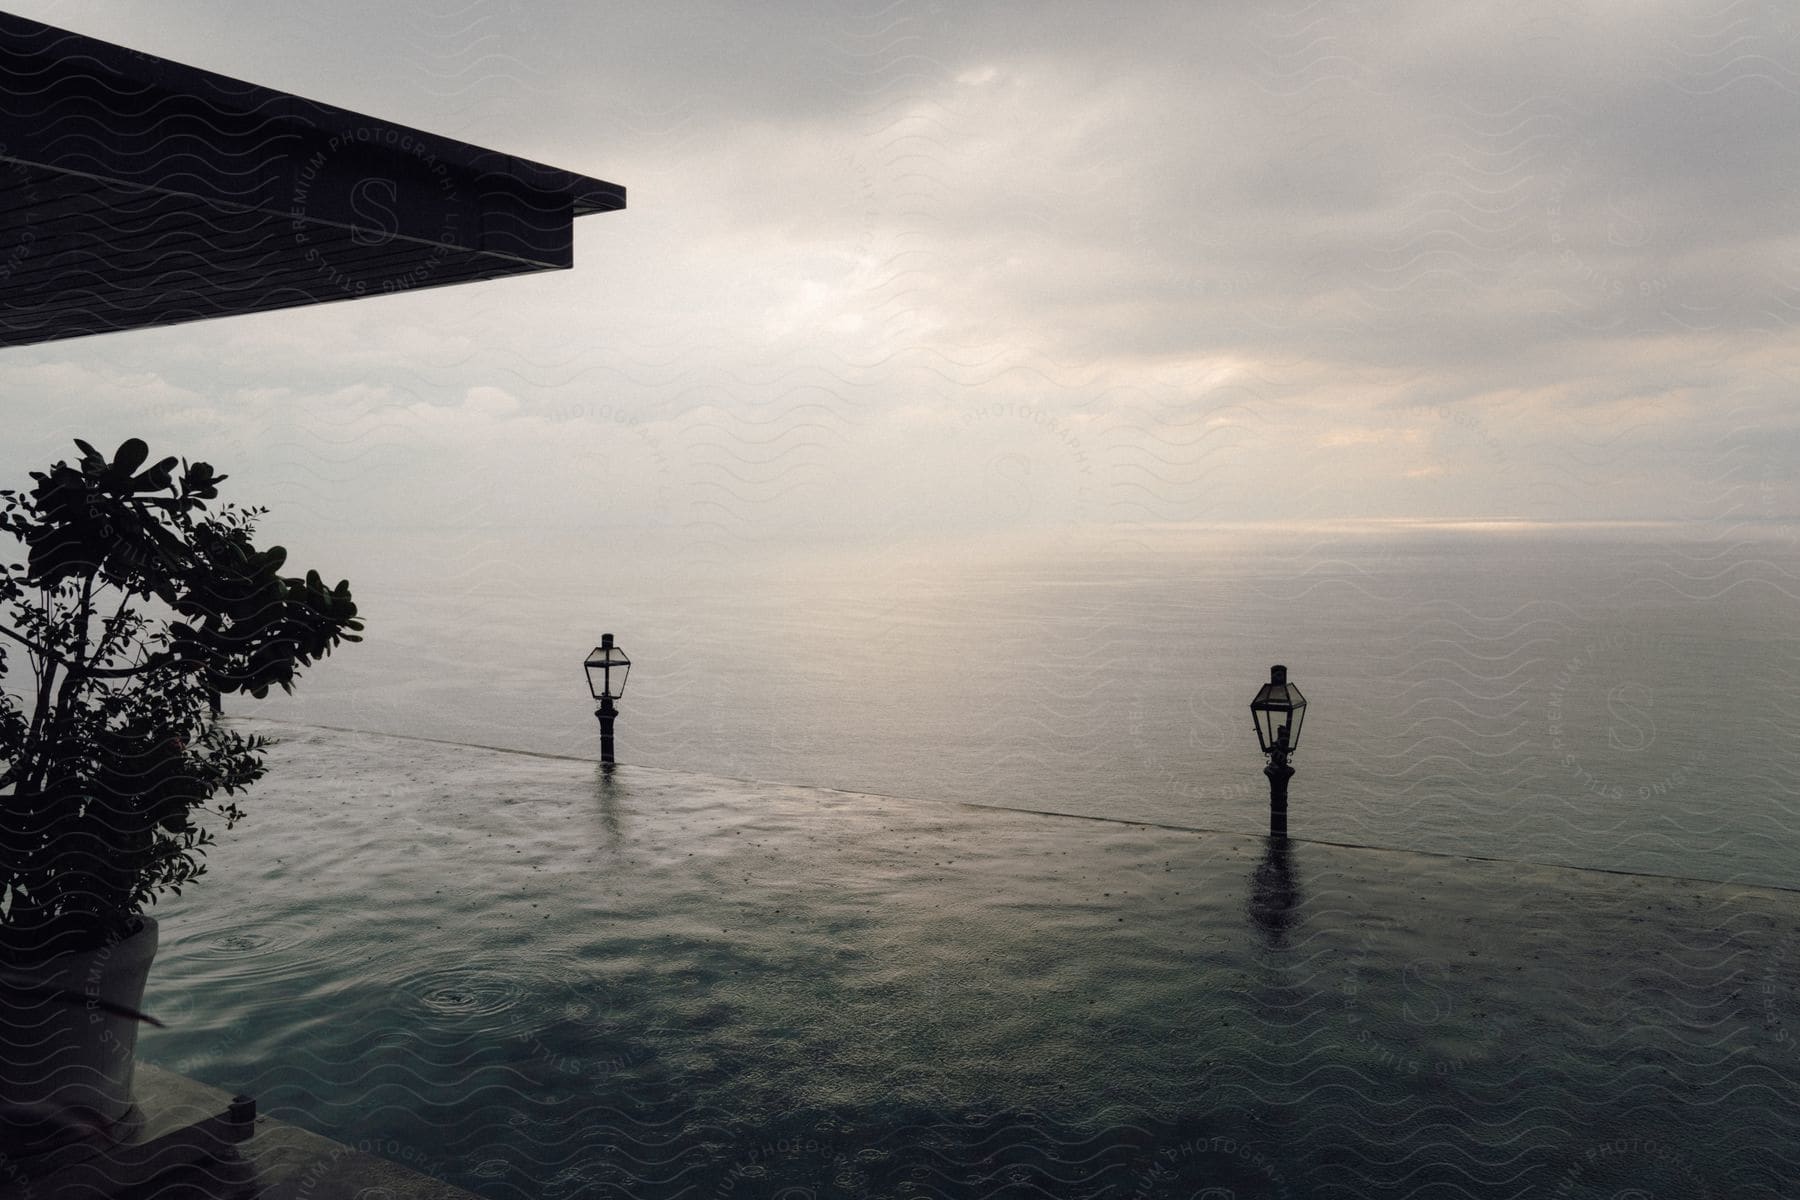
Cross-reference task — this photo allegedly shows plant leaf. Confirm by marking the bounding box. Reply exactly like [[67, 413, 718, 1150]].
[[111, 438, 150, 477]]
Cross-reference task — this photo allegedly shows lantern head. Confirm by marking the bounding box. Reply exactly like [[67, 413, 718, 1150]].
[[584, 634, 631, 701], [1250, 664, 1306, 755]]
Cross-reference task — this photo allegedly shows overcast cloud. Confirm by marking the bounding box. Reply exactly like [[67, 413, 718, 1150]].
[[2, 0, 1798, 571]]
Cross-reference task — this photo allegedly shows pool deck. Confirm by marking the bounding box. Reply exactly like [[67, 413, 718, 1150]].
[[0, 1062, 481, 1199]]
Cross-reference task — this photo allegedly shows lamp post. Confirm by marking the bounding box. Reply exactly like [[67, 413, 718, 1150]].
[[584, 634, 631, 766], [1250, 664, 1307, 837]]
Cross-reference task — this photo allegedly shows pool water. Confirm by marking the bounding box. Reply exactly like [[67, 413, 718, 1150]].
[[137, 723, 1799, 1198]]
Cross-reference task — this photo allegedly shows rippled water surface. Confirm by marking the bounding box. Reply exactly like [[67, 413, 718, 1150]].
[[141, 725, 1800, 1199], [248, 524, 1800, 888]]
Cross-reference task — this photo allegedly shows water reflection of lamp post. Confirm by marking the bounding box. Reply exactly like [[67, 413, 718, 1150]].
[[1248, 835, 1300, 950], [584, 634, 631, 766], [1250, 664, 1307, 837]]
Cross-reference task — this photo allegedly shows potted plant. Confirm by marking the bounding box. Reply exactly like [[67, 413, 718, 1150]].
[[0, 438, 360, 1156]]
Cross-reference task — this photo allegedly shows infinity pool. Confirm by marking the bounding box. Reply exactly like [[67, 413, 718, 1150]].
[[138, 722, 1798, 1197]]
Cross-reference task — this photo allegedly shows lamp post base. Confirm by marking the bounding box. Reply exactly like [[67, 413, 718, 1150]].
[[1265, 760, 1294, 838], [596, 701, 616, 766]]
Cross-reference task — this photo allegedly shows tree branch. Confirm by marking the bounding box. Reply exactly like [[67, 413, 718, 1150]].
[[14, 601, 60, 796], [90, 592, 136, 666], [0, 624, 180, 678]]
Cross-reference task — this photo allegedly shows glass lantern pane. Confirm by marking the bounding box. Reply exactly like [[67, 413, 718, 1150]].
[[585, 644, 629, 698]]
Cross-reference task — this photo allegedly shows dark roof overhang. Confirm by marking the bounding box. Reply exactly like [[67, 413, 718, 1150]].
[[0, 13, 625, 347]]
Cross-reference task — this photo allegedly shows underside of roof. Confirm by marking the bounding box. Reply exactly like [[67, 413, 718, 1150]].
[[0, 13, 625, 347]]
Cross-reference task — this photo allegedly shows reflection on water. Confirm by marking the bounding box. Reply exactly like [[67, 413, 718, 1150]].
[[594, 763, 624, 848], [1247, 835, 1301, 950]]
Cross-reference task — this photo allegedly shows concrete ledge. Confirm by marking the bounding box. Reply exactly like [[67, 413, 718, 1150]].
[[142, 1063, 484, 1199], [0, 1063, 482, 1200]]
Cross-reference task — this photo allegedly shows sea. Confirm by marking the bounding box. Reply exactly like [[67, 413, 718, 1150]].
[[243, 520, 1800, 890]]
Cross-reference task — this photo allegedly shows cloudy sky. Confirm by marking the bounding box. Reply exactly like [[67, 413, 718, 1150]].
[[3, 0, 1798, 571]]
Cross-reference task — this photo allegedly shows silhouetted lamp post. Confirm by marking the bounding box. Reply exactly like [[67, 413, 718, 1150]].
[[584, 634, 631, 765], [1250, 664, 1307, 837]]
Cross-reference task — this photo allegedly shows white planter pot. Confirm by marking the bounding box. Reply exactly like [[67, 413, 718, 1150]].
[[0, 915, 158, 1157]]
